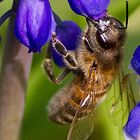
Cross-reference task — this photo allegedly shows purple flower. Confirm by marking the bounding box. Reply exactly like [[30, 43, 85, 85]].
[[131, 45, 140, 75], [67, 0, 110, 20], [15, 0, 56, 53], [123, 103, 140, 140], [51, 20, 81, 67]]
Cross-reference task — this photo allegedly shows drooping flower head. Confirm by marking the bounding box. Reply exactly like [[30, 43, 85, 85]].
[[67, 0, 110, 20], [51, 13, 82, 67], [15, 0, 56, 53], [131, 45, 140, 75], [123, 103, 140, 140]]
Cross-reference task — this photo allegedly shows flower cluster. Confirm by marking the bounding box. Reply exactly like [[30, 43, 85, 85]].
[[1, 0, 140, 139], [14, 0, 140, 139], [14, 0, 110, 54], [15, 0, 82, 67]]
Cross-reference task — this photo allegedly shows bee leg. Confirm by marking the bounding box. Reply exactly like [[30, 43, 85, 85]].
[[82, 36, 94, 52], [51, 33, 78, 69], [55, 68, 71, 83], [44, 59, 71, 84], [43, 45, 71, 84]]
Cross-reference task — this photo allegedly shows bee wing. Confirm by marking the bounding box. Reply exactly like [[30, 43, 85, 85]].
[[67, 94, 94, 140], [105, 70, 137, 129], [67, 66, 99, 140], [67, 68, 96, 140]]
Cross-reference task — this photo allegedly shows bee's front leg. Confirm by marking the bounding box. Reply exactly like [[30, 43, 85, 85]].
[[82, 35, 94, 52], [43, 45, 71, 84], [51, 32, 78, 70]]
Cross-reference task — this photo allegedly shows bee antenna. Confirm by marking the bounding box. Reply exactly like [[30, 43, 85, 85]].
[[124, 0, 128, 29], [118, 0, 128, 30]]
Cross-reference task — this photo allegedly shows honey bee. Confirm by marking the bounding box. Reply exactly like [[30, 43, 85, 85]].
[[43, 0, 136, 140]]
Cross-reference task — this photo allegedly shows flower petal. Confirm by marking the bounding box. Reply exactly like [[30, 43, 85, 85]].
[[68, 0, 110, 20], [123, 103, 140, 140], [52, 21, 81, 67], [15, 0, 56, 53], [67, 0, 83, 15], [131, 45, 140, 75]]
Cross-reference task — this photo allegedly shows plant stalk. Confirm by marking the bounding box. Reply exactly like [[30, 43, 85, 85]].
[[0, 14, 33, 140]]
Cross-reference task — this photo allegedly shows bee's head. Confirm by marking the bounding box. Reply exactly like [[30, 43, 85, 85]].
[[87, 16, 126, 50], [85, 16, 127, 69], [84, 0, 128, 68]]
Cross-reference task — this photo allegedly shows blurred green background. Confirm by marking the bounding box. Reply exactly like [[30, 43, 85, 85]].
[[0, 0, 140, 140]]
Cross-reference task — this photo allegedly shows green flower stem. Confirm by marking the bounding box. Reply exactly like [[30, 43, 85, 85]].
[[0, 14, 33, 140]]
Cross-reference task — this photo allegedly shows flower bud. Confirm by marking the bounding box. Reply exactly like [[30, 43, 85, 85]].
[[15, 0, 56, 53]]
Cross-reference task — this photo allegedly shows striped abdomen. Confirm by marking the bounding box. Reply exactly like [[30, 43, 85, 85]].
[[48, 76, 110, 124]]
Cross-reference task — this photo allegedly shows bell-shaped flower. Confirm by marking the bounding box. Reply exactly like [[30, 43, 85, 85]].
[[131, 45, 140, 75], [67, 0, 110, 20], [51, 17, 82, 67], [123, 103, 140, 140], [15, 0, 56, 53]]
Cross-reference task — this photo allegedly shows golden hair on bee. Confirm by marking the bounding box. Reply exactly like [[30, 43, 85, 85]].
[[43, 1, 130, 140], [46, 14, 126, 124]]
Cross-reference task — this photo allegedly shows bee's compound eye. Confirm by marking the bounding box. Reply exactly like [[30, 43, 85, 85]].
[[96, 30, 109, 49]]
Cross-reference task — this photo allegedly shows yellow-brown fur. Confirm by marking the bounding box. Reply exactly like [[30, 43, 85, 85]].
[[48, 15, 126, 124]]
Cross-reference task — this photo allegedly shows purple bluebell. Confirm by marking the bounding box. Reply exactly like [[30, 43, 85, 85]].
[[15, 0, 56, 53], [51, 19, 81, 67], [131, 45, 140, 75], [67, 0, 110, 20], [123, 103, 140, 140]]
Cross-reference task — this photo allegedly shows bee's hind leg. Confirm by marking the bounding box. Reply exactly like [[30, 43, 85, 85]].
[[43, 44, 71, 84], [51, 32, 78, 70]]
